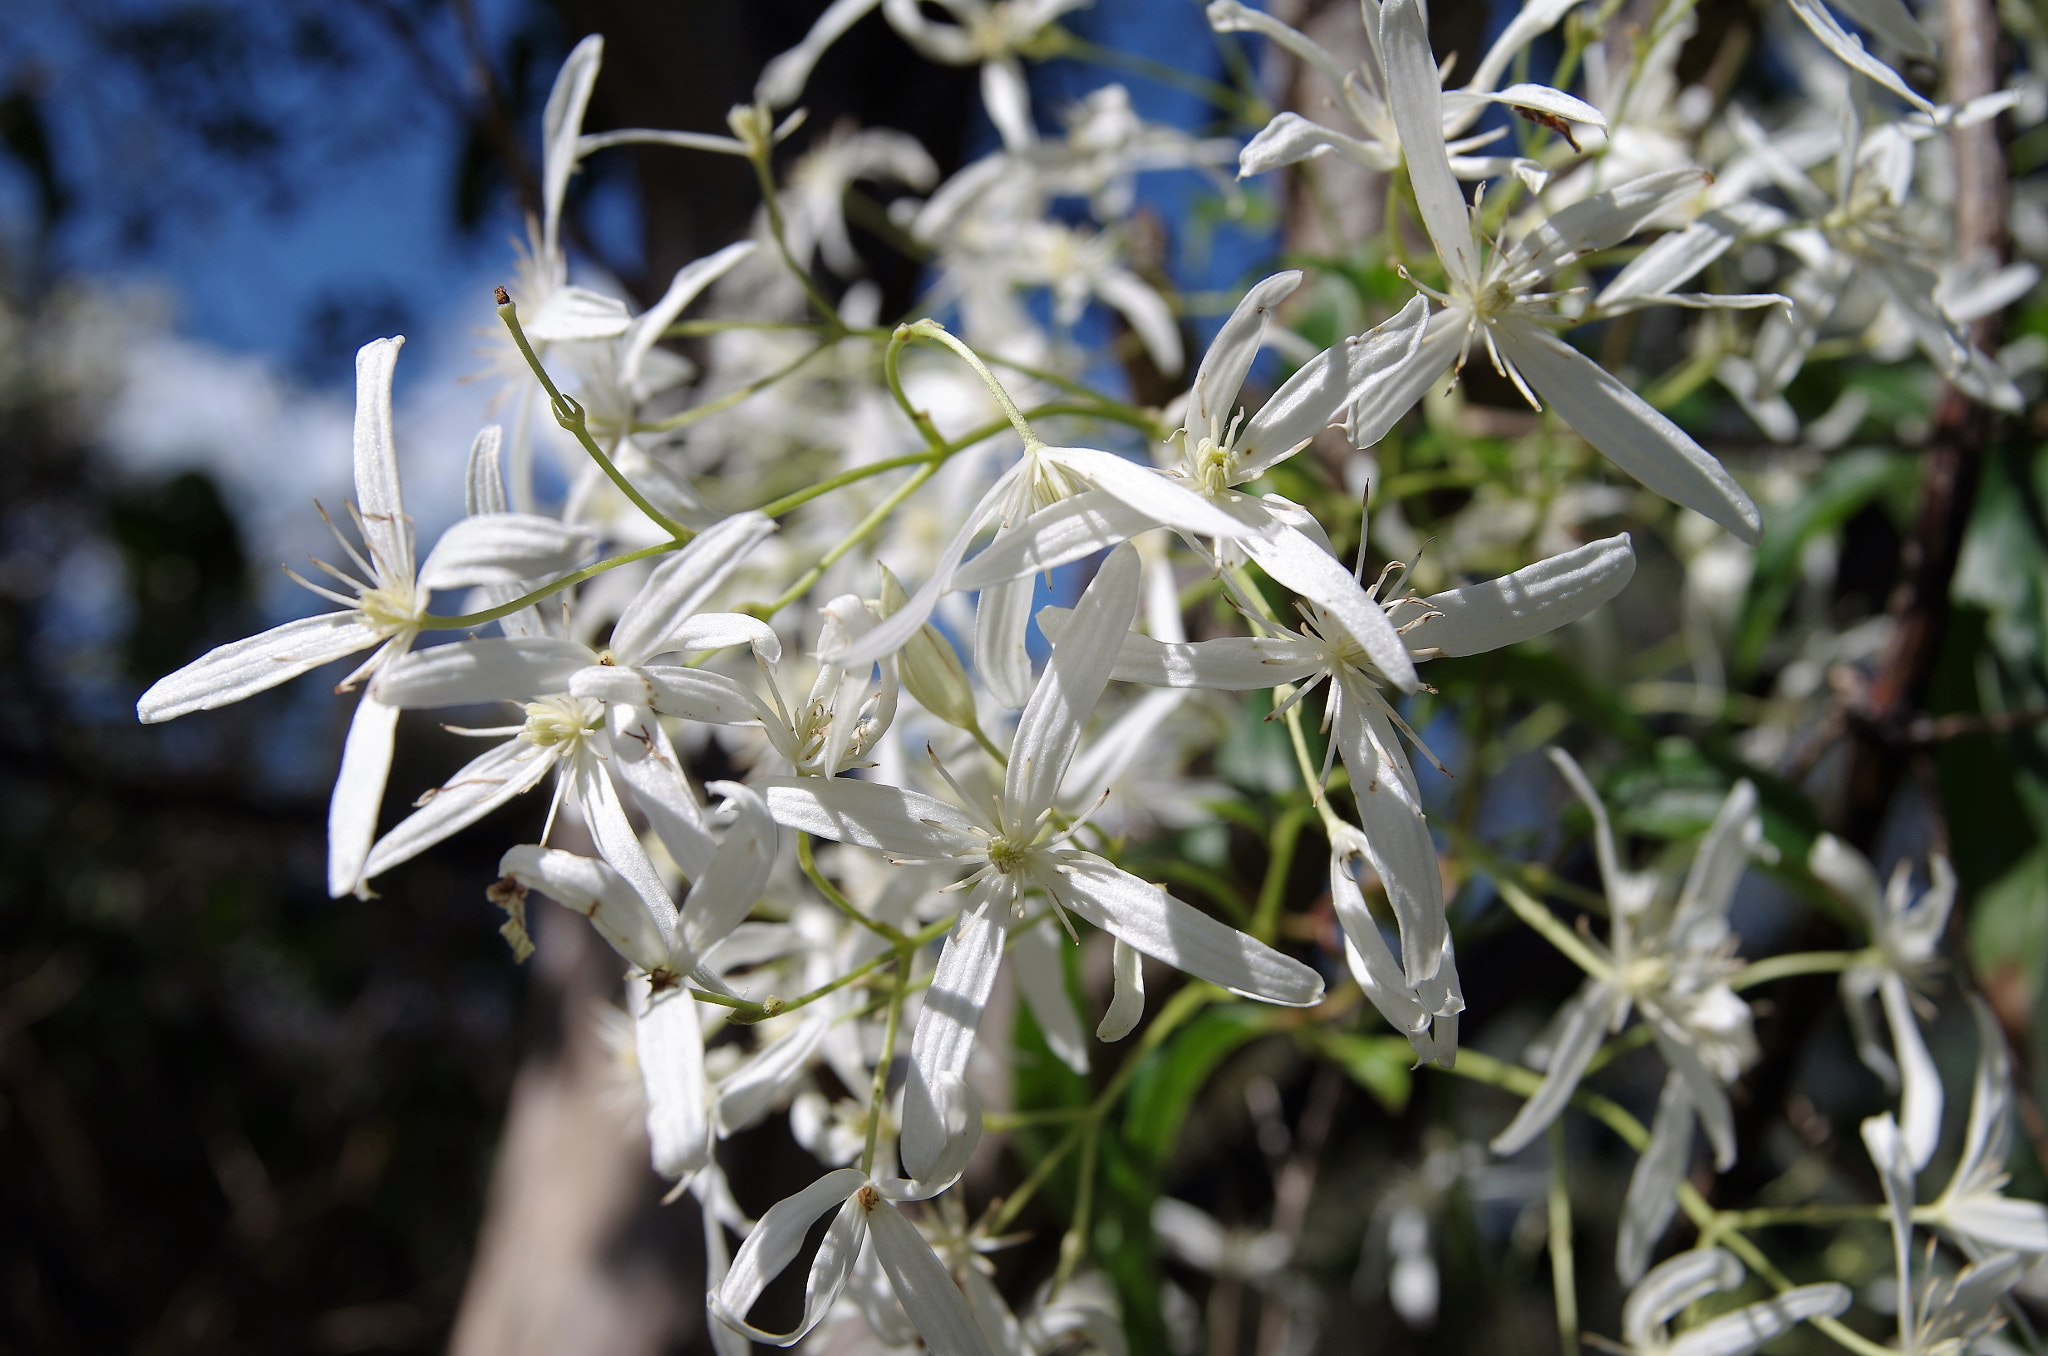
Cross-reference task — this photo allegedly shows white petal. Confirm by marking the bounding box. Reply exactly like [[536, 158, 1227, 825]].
[[465, 424, 507, 516], [1664, 1284, 1851, 1356], [1442, 83, 1607, 133], [569, 663, 775, 726], [1460, 0, 1580, 100], [676, 781, 778, 962], [1240, 114, 1398, 176], [1346, 309, 1464, 449], [974, 574, 1037, 710], [1499, 169, 1709, 290], [540, 35, 604, 257], [1596, 207, 1784, 308], [1332, 849, 1434, 1053], [661, 612, 783, 663], [1043, 446, 1254, 540], [607, 511, 776, 665], [630, 976, 709, 1178], [1784, 0, 1936, 112], [374, 636, 592, 708], [1617, 1074, 1693, 1283], [951, 490, 1158, 592], [756, 0, 882, 104], [1236, 296, 1430, 478], [1881, 972, 1943, 1172], [902, 900, 1006, 1183], [1497, 319, 1761, 543], [1946, 996, 2018, 1204], [1809, 833, 1884, 923], [710, 1168, 868, 1346], [622, 242, 759, 390], [137, 612, 380, 722], [1624, 1248, 1743, 1349], [1333, 695, 1445, 983], [1412, 533, 1635, 658], [499, 844, 670, 975], [573, 752, 678, 928], [865, 1199, 998, 1356], [761, 776, 982, 859], [1097, 937, 1147, 1041], [827, 470, 1017, 669], [329, 692, 401, 897], [1205, 2, 1352, 94], [605, 703, 715, 881], [1941, 1197, 2048, 1254], [716, 1016, 830, 1134], [523, 286, 632, 342], [1010, 921, 1090, 1074], [1051, 854, 1324, 1006], [1004, 544, 1142, 832], [1238, 511, 1420, 692], [362, 739, 555, 883], [1095, 269, 1184, 375], [1491, 979, 1623, 1156], [1188, 270, 1302, 430], [982, 56, 1035, 150], [351, 337, 412, 583], [1060, 687, 1190, 813], [417, 513, 594, 591], [1380, 0, 1481, 291], [1647, 1021, 1737, 1170], [1671, 781, 1758, 946]]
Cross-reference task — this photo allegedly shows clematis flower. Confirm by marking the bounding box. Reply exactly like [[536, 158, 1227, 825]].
[[1810, 833, 1951, 1171], [1926, 998, 2048, 1257], [1607, 1248, 1848, 1356], [362, 511, 774, 898], [136, 338, 593, 898], [494, 781, 777, 1179], [1371, 0, 1762, 543], [766, 545, 1323, 1181], [1865, 1112, 2026, 1355], [1041, 534, 1637, 987], [1491, 757, 1761, 1185]]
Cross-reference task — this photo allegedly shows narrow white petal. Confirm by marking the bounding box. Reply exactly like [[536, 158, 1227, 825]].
[[574, 752, 678, 928], [417, 513, 594, 591], [540, 35, 604, 257], [1443, 83, 1607, 132], [1882, 973, 1943, 1172], [710, 1168, 867, 1345], [1380, 0, 1481, 290], [950, 490, 1157, 592], [1097, 938, 1147, 1041], [676, 781, 778, 963], [1500, 169, 1709, 289], [1188, 270, 1302, 430], [363, 740, 555, 883], [137, 612, 380, 722], [1004, 544, 1142, 832], [974, 574, 1038, 710], [828, 469, 1017, 669], [1238, 512, 1419, 692], [1491, 979, 1623, 1155], [980, 56, 1035, 151], [1596, 213, 1751, 308], [1053, 854, 1324, 1006], [499, 844, 670, 975], [1332, 849, 1434, 1054], [761, 776, 981, 859], [622, 242, 758, 389], [1333, 695, 1446, 982], [1094, 269, 1184, 375], [1010, 921, 1090, 1074], [1060, 687, 1190, 812], [756, 0, 882, 104], [351, 337, 411, 582], [1784, 0, 1936, 112], [1412, 533, 1635, 658], [1240, 114, 1397, 176], [1499, 319, 1762, 543], [1671, 781, 1759, 944], [522, 286, 632, 342], [1236, 296, 1429, 478], [569, 663, 776, 726], [605, 704, 715, 881], [630, 976, 709, 1178], [1346, 310, 1463, 449], [1664, 1284, 1851, 1356], [902, 901, 1006, 1182], [1809, 834, 1884, 923], [1461, 0, 1580, 100], [660, 612, 783, 663], [1044, 446, 1253, 541], [374, 636, 592, 708], [1617, 1074, 1694, 1283], [465, 424, 507, 516], [1624, 1248, 1744, 1349], [329, 693, 401, 897], [866, 1200, 998, 1356], [716, 1016, 831, 1134], [607, 511, 776, 665], [1648, 1021, 1738, 1170], [1941, 1198, 2048, 1254]]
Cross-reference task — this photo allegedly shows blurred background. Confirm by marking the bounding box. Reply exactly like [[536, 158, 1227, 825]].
[[3, 1, 2046, 1353]]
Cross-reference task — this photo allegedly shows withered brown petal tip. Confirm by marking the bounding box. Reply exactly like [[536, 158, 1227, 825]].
[[494, 285, 511, 306]]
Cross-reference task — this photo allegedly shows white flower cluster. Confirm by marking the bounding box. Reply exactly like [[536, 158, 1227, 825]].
[[136, 2, 2048, 1351]]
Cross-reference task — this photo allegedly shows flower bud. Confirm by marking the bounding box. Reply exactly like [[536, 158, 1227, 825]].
[[878, 565, 977, 730]]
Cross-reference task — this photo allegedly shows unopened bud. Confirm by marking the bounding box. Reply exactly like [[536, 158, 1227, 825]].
[[879, 565, 977, 729]]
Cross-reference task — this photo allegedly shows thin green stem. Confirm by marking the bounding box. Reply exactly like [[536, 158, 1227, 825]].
[[496, 296, 692, 541], [417, 539, 685, 630], [755, 451, 941, 519], [885, 324, 952, 454], [901, 321, 1041, 449], [1548, 1121, 1581, 1356], [862, 954, 910, 1177], [1252, 804, 1310, 944], [1055, 1123, 1101, 1294], [753, 462, 940, 620], [1731, 950, 1864, 991], [800, 833, 910, 948], [746, 144, 844, 329], [1491, 866, 1614, 983], [638, 341, 831, 433]]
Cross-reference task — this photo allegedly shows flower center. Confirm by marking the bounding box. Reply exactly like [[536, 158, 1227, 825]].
[[1619, 954, 1670, 995], [986, 835, 1032, 874], [1473, 279, 1517, 320], [520, 695, 603, 750], [357, 584, 423, 634]]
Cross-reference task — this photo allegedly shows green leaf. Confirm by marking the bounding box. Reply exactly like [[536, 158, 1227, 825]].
[[1118, 1003, 1283, 1173], [1324, 1032, 1414, 1114]]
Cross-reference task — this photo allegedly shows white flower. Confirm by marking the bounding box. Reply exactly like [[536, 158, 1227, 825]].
[[1810, 833, 1952, 1171], [1372, 0, 1761, 543], [766, 545, 1323, 1180], [1491, 758, 1761, 1183], [1610, 1248, 1848, 1356], [135, 339, 592, 897], [1927, 997, 2048, 1256]]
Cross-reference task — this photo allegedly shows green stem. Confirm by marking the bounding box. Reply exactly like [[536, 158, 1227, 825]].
[[417, 539, 685, 630], [1548, 1121, 1581, 1356], [752, 462, 940, 621], [900, 321, 1042, 449], [1252, 804, 1309, 944], [1730, 950, 1864, 991], [861, 954, 910, 1177], [1490, 866, 1614, 984], [638, 341, 832, 433], [799, 833, 910, 948], [496, 296, 692, 541], [755, 451, 941, 519], [747, 145, 845, 329]]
